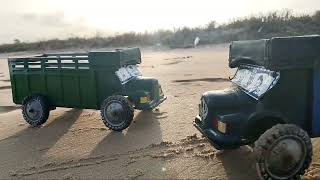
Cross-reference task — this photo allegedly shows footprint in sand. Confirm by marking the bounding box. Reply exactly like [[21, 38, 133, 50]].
[[184, 74, 193, 76], [162, 56, 193, 65]]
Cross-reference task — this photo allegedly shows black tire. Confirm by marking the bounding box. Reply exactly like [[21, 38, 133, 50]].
[[100, 95, 134, 131], [22, 95, 50, 127], [254, 124, 312, 180]]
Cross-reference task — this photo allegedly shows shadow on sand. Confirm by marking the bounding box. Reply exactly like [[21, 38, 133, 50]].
[[216, 146, 259, 180], [0, 105, 20, 114], [90, 110, 164, 156], [0, 109, 82, 160], [172, 77, 229, 83]]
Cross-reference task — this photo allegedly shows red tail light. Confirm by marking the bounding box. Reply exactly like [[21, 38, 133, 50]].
[[212, 117, 219, 128]]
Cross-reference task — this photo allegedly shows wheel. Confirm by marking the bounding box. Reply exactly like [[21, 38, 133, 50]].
[[100, 95, 134, 131], [254, 124, 312, 180], [22, 95, 50, 127]]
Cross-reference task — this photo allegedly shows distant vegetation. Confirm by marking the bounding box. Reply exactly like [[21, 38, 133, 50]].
[[1, 10, 320, 53]]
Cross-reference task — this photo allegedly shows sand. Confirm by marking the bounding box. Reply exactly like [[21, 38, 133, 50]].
[[0, 45, 319, 179]]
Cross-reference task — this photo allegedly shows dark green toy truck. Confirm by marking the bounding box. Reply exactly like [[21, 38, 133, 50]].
[[8, 48, 166, 131], [194, 35, 320, 179]]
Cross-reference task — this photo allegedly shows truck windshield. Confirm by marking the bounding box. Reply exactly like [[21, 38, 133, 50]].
[[115, 65, 142, 84], [231, 65, 280, 99]]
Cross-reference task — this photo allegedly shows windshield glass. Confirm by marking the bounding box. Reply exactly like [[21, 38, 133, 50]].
[[115, 65, 142, 84], [231, 65, 280, 99]]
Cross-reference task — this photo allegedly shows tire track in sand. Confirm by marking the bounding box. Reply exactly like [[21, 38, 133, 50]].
[[9, 133, 319, 179], [9, 134, 215, 178]]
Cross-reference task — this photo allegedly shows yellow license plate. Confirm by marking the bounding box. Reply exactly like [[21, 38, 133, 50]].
[[140, 97, 149, 103]]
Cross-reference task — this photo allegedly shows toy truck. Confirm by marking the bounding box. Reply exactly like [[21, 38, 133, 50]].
[[194, 35, 320, 179], [8, 48, 166, 131]]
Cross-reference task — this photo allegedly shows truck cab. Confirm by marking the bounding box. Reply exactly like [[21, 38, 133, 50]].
[[194, 35, 320, 179]]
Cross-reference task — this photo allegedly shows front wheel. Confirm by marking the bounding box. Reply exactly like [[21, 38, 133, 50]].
[[254, 124, 312, 180], [100, 95, 134, 131]]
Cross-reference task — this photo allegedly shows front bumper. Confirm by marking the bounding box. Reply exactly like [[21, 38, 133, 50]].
[[149, 96, 167, 109], [135, 96, 167, 110], [194, 115, 243, 150]]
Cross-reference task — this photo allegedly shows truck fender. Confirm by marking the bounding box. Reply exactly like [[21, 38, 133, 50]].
[[22, 93, 54, 110], [243, 112, 287, 142]]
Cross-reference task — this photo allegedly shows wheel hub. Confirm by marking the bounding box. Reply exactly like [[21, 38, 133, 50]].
[[104, 101, 125, 126], [266, 136, 306, 179], [26, 99, 43, 121]]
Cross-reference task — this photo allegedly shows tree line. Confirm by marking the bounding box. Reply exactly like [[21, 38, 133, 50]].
[[1, 10, 320, 53]]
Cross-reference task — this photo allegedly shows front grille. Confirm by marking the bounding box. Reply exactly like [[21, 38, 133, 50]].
[[200, 98, 208, 120]]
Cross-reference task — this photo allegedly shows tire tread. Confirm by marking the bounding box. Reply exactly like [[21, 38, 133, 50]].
[[100, 95, 134, 131], [254, 124, 312, 180]]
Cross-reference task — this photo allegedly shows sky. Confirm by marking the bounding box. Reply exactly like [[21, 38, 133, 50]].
[[0, 0, 319, 44]]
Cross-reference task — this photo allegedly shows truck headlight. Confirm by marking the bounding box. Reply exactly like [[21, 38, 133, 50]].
[[218, 121, 227, 133]]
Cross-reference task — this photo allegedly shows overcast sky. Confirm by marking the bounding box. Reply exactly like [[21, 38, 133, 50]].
[[0, 0, 319, 44]]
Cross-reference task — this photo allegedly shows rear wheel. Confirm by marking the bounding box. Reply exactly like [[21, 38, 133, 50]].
[[100, 95, 134, 131], [254, 124, 312, 180], [22, 95, 50, 127]]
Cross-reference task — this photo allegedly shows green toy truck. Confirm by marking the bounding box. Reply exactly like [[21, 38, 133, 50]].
[[8, 48, 166, 131], [194, 35, 320, 179]]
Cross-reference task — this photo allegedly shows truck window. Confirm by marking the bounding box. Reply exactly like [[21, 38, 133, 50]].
[[115, 65, 142, 84], [231, 65, 280, 99]]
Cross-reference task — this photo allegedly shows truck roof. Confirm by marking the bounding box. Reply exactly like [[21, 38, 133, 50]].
[[8, 48, 141, 69], [229, 35, 320, 70]]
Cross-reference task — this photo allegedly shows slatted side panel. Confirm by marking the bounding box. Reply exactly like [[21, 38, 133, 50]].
[[8, 55, 98, 109]]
